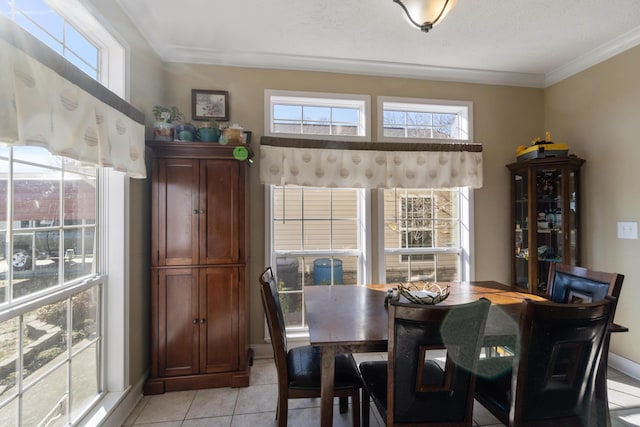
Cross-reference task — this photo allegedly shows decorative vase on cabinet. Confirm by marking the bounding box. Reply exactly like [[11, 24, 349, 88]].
[[144, 140, 252, 394], [507, 155, 585, 296]]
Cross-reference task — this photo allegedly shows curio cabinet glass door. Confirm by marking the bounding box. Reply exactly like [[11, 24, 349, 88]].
[[507, 156, 584, 295]]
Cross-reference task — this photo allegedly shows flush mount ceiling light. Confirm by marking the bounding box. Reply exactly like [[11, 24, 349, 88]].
[[393, 0, 458, 33]]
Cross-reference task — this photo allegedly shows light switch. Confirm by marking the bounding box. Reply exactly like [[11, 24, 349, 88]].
[[617, 221, 638, 240]]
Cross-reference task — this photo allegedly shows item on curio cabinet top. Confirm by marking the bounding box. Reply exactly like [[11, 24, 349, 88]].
[[516, 131, 569, 161]]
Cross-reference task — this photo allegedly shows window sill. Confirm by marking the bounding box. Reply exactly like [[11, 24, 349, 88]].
[[79, 386, 138, 426]]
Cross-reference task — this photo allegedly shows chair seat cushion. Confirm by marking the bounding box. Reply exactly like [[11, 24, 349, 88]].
[[287, 345, 361, 390], [359, 359, 447, 423], [359, 361, 388, 420], [475, 356, 513, 417]]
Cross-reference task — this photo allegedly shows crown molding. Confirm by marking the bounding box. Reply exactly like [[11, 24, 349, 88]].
[[545, 25, 640, 87], [163, 46, 546, 88]]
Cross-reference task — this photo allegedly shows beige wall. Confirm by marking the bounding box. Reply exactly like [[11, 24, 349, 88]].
[[544, 45, 640, 363], [161, 64, 543, 345]]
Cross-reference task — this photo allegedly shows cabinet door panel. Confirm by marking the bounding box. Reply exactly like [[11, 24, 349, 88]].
[[200, 160, 240, 264], [156, 158, 199, 265], [157, 269, 199, 377], [199, 267, 239, 373]]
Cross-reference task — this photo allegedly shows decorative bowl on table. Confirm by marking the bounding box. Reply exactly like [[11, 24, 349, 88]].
[[397, 282, 450, 305]]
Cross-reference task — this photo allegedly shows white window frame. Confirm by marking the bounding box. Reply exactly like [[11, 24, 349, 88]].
[[264, 185, 371, 336], [2, 0, 128, 99], [0, 148, 123, 426], [377, 96, 473, 143], [79, 171, 129, 427], [376, 187, 474, 283], [46, 2, 131, 400], [264, 89, 372, 142], [397, 193, 436, 262], [48, 0, 129, 99], [0, 279, 106, 425], [0, 1, 131, 424], [264, 94, 475, 341], [376, 97, 474, 282], [265, 184, 474, 336]]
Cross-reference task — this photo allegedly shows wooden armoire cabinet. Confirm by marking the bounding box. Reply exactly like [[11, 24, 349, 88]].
[[144, 141, 251, 395]]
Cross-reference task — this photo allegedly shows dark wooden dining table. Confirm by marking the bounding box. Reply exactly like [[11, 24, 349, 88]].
[[304, 281, 548, 427]]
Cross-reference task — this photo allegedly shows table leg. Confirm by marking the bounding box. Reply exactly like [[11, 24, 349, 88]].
[[320, 345, 336, 427]]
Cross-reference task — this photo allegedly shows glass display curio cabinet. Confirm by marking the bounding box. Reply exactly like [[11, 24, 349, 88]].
[[507, 156, 585, 295]]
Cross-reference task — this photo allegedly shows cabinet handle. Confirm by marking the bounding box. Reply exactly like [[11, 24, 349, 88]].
[[193, 209, 199, 214], [193, 319, 198, 324], [200, 318, 206, 324]]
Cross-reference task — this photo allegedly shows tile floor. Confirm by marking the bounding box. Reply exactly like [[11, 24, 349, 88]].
[[123, 353, 640, 427]]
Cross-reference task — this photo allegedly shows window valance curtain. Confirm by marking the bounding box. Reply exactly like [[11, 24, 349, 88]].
[[0, 17, 146, 178], [260, 136, 483, 189]]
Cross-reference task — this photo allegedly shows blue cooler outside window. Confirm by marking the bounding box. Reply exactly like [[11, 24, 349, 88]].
[[313, 258, 343, 285]]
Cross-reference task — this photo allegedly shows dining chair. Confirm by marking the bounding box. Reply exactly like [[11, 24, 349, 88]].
[[547, 263, 624, 306], [546, 263, 626, 425], [359, 298, 491, 427], [258, 267, 362, 427], [482, 264, 625, 369], [474, 296, 616, 427]]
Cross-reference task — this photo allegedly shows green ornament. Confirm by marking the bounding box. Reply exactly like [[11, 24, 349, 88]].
[[233, 146, 248, 161]]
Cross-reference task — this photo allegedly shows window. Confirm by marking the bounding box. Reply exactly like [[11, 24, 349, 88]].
[[1, 0, 98, 79], [400, 194, 435, 262], [0, 146, 102, 426], [376, 98, 472, 283], [268, 184, 470, 331], [266, 95, 473, 335], [1, 0, 128, 98], [382, 188, 464, 282], [0, 2, 128, 425], [378, 97, 472, 142], [264, 90, 371, 141], [268, 185, 369, 331], [1, 147, 96, 287]]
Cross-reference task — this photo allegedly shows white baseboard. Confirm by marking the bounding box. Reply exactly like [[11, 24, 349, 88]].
[[251, 338, 310, 360], [255, 345, 640, 382], [609, 352, 640, 381], [251, 343, 274, 359]]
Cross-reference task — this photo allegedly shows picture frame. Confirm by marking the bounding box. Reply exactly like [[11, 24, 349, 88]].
[[192, 89, 229, 121]]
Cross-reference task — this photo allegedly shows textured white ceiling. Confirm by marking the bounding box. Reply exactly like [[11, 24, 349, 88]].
[[116, 0, 640, 87]]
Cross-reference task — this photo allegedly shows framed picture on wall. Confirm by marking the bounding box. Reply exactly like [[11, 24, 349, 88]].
[[192, 89, 229, 121]]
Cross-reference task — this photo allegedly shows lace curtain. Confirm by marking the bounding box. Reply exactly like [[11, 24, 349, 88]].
[[0, 21, 146, 178], [260, 136, 483, 189]]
